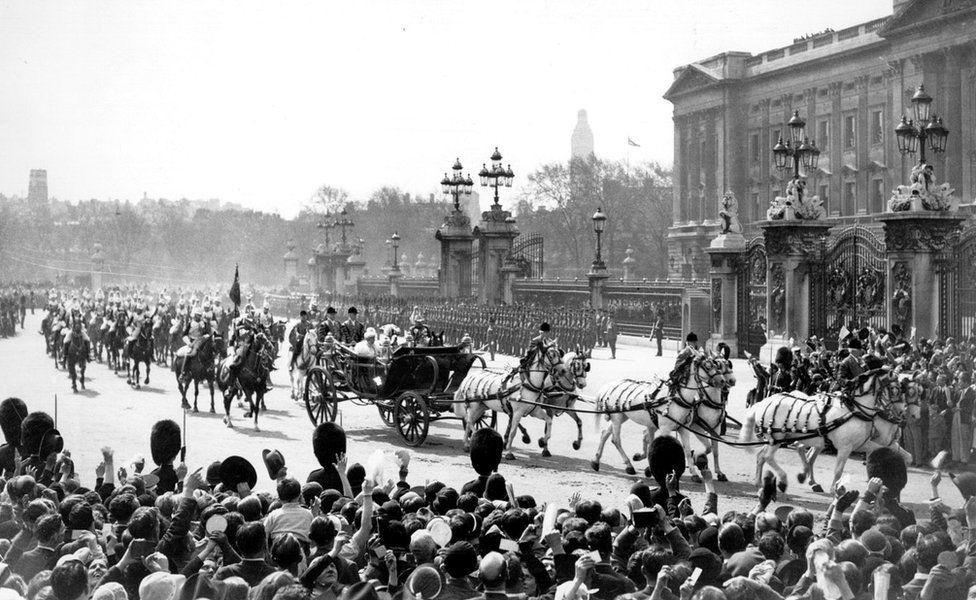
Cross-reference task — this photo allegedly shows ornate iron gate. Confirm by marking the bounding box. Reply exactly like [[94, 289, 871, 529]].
[[736, 236, 767, 357], [814, 224, 887, 344], [948, 228, 976, 338], [508, 233, 544, 278]]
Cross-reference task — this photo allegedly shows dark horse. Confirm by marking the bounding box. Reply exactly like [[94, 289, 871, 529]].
[[46, 320, 64, 369], [173, 334, 224, 413], [64, 334, 90, 392], [87, 314, 104, 362], [105, 324, 125, 373], [126, 329, 154, 388], [153, 312, 172, 366], [217, 331, 272, 431]]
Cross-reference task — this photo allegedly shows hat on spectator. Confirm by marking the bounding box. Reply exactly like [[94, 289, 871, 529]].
[[951, 472, 976, 500], [219, 456, 258, 491], [686, 332, 698, 342], [21, 411, 62, 459], [205, 461, 223, 487], [262, 449, 286, 480]]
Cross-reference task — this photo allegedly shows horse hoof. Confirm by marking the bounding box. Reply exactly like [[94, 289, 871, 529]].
[[626, 466, 637, 476], [72, 387, 77, 393], [691, 474, 702, 484], [811, 484, 824, 493], [778, 480, 788, 493], [590, 461, 600, 471], [144, 379, 149, 385], [541, 449, 551, 458], [797, 472, 806, 484], [243, 412, 252, 418], [716, 473, 728, 482], [505, 452, 516, 461], [632, 453, 643, 461], [537, 438, 545, 448], [254, 425, 260, 432], [572, 441, 581, 451], [210, 407, 216, 414], [193, 407, 199, 414], [521, 435, 531, 445]]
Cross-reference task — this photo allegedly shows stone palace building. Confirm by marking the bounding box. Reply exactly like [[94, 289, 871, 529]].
[[665, 0, 976, 280]]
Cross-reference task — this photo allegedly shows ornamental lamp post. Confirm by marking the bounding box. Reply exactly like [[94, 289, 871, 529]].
[[772, 110, 821, 179], [479, 147, 515, 206], [591, 207, 607, 270], [442, 158, 474, 211], [894, 85, 949, 172], [317, 211, 335, 248], [391, 232, 401, 271], [336, 208, 354, 249]]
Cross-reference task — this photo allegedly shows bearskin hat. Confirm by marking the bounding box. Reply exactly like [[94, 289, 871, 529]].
[[774, 346, 793, 368], [20, 412, 62, 460], [150, 420, 182, 466], [648, 435, 685, 487], [312, 422, 346, 468], [951, 472, 976, 501], [469, 428, 503, 477], [0, 398, 28, 447], [865, 447, 907, 496]]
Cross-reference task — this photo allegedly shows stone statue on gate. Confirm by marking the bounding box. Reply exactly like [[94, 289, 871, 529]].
[[888, 161, 956, 212], [767, 176, 824, 220], [718, 192, 742, 235]]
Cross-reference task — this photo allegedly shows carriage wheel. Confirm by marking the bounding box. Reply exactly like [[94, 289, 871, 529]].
[[473, 410, 498, 431], [304, 367, 338, 425], [377, 402, 396, 427], [394, 391, 429, 447]]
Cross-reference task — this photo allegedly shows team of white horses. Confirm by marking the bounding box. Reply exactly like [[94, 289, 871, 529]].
[[289, 324, 919, 494]]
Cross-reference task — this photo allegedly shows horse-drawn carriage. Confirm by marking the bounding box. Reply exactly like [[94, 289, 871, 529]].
[[302, 343, 497, 447]]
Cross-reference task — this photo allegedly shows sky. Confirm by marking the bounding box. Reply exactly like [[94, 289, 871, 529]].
[[0, 0, 892, 218]]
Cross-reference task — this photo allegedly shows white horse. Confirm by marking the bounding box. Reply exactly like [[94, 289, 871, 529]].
[[590, 353, 729, 476], [739, 369, 901, 493], [289, 327, 318, 401], [454, 344, 589, 459]]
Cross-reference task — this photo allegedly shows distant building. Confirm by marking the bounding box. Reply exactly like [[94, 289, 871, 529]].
[[28, 170, 48, 205], [664, 0, 976, 280], [571, 109, 595, 159]]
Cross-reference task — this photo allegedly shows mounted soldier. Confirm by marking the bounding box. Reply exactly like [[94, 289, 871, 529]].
[[258, 301, 274, 331], [179, 307, 213, 382], [62, 319, 91, 361], [289, 310, 312, 371], [668, 332, 702, 388]]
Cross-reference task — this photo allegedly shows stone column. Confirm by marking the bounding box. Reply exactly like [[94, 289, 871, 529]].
[[587, 269, 610, 310], [283, 241, 298, 284], [473, 204, 519, 305], [879, 212, 964, 339], [622, 246, 636, 281], [705, 232, 746, 355], [501, 259, 521, 305], [91, 242, 105, 290], [760, 220, 832, 361], [389, 269, 402, 298], [435, 210, 474, 298]]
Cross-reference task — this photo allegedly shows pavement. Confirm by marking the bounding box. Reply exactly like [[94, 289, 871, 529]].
[[0, 313, 962, 520]]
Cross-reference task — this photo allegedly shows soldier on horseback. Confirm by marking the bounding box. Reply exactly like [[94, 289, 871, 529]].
[[668, 332, 702, 388], [289, 310, 312, 371], [62, 320, 91, 361], [179, 307, 212, 382]]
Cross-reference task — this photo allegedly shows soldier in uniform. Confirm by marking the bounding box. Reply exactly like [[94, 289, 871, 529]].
[[288, 310, 312, 371], [179, 307, 212, 382], [768, 346, 794, 394], [258, 301, 275, 331], [340, 306, 365, 345], [62, 319, 92, 361]]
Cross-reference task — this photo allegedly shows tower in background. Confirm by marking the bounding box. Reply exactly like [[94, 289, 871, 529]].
[[28, 169, 48, 205], [571, 109, 594, 159]]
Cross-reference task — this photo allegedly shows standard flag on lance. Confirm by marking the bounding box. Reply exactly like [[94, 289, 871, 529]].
[[229, 264, 241, 308]]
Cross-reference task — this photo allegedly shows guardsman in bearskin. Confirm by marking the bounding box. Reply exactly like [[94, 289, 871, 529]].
[[0, 398, 27, 478], [864, 446, 914, 528], [288, 310, 312, 371], [669, 332, 701, 389], [150, 419, 183, 494], [307, 422, 346, 491], [340, 306, 365, 345], [641, 435, 689, 513], [179, 307, 212, 382], [461, 428, 504, 497], [18, 412, 63, 485]]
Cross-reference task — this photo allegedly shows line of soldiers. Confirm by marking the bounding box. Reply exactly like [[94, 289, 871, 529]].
[[0, 286, 33, 338]]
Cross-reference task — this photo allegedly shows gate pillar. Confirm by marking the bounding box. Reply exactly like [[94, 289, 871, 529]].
[[473, 204, 519, 305], [760, 221, 832, 362], [435, 209, 474, 298], [705, 233, 746, 356], [878, 212, 964, 340]]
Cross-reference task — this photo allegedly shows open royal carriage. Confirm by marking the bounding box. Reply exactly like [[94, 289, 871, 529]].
[[302, 343, 497, 446]]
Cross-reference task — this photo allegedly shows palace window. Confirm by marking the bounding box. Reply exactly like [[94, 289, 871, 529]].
[[844, 181, 856, 214], [750, 133, 760, 164], [844, 115, 856, 149], [817, 120, 830, 149], [871, 179, 884, 214], [752, 192, 761, 220], [871, 109, 884, 145]]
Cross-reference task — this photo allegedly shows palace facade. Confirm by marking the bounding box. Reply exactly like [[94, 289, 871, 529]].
[[665, 0, 976, 280]]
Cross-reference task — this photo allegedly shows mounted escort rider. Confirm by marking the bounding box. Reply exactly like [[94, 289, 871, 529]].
[[258, 301, 274, 331], [62, 319, 91, 362], [288, 310, 312, 371], [668, 331, 702, 389], [178, 307, 213, 382], [227, 309, 273, 393]]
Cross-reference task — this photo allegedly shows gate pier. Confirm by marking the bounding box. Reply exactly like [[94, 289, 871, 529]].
[[705, 233, 746, 356]]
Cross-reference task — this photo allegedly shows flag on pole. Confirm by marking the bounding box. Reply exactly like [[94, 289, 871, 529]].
[[838, 325, 850, 342], [229, 264, 241, 307], [627, 137, 641, 147]]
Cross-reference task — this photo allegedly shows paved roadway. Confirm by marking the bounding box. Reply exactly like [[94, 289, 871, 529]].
[[0, 314, 959, 519]]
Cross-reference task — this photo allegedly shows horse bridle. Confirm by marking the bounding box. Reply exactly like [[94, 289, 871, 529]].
[[521, 344, 565, 395], [846, 373, 892, 420]]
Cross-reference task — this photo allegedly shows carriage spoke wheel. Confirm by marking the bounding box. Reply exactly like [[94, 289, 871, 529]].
[[304, 367, 338, 425], [394, 391, 429, 447], [377, 402, 396, 427], [473, 410, 498, 431]]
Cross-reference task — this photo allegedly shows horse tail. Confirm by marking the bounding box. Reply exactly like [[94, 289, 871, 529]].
[[738, 403, 757, 453]]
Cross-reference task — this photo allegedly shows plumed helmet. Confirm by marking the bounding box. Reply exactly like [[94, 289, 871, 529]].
[[312, 422, 346, 468], [0, 398, 28, 447], [951, 472, 976, 501], [20, 412, 63, 459], [648, 435, 685, 487], [150, 420, 182, 466], [469, 428, 503, 477], [865, 447, 907, 496], [775, 346, 793, 368]]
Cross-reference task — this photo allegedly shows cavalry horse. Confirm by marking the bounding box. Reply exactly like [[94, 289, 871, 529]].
[[290, 326, 318, 401], [168, 314, 187, 366], [590, 353, 730, 476], [87, 313, 104, 362], [217, 330, 273, 431], [125, 329, 154, 388], [453, 343, 589, 460], [173, 334, 224, 413], [64, 334, 90, 393], [153, 312, 172, 365], [739, 367, 902, 493], [105, 323, 125, 373]]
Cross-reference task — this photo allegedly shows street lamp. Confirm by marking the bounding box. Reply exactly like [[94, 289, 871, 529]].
[[895, 85, 949, 178], [591, 207, 607, 269], [391, 232, 401, 271], [772, 110, 821, 179], [317, 211, 335, 248], [442, 158, 474, 211], [336, 208, 354, 249], [479, 147, 515, 206]]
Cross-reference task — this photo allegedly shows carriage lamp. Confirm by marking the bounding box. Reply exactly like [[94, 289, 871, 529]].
[[772, 110, 820, 179], [442, 158, 473, 212], [391, 232, 401, 271], [591, 207, 607, 270], [480, 147, 515, 206], [894, 85, 949, 164]]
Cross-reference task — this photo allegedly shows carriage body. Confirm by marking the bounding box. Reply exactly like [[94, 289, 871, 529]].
[[303, 343, 490, 446]]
